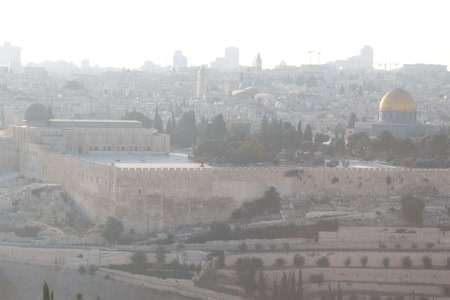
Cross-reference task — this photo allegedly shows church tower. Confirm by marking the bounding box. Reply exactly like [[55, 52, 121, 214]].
[[254, 53, 262, 72]]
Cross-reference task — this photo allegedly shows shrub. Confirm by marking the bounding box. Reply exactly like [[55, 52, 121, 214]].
[[88, 264, 96, 275], [360, 255, 368, 267], [214, 254, 225, 269], [422, 256, 432, 269], [379, 242, 387, 249], [426, 242, 434, 249], [310, 274, 324, 285], [293, 254, 305, 267], [411, 243, 418, 249], [444, 285, 450, 296], [283, 243, 290, 250], [254, 243, 263, 250], [238, 242, 248, 252], [394, 243, 401, 249], [447, 257, 450, 270], [344, 257, 351, 267], [78, 265, 87, 274], [383, 257, 390, 269], [316, 256, 330, 267], [269, 244, 277, 250], [13, 225, 41, 238], [118, 233, 133, 245], [131, 252, 147, 266], [104, 274, 110, 280], [275, 258, 286, 267], [402, 256, 412, 269], [102, 217, 124, 243]]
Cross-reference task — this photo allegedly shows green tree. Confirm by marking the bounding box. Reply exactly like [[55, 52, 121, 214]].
[[383, 257, 390, 269], [210, 114, 228, 140], [209, 222, 231, 240], [402, 256, 412, 269], [280, 272, 288, 300], [155, 245, 167, 264], [122, 110, 152, 128], [272, 277, 279, 300], [297, 269, 304, 300], [401, 195, 425, 223], [293, 254, 305, 268], [235, 257, 262, 295], [422, 256, 432, 269], [347, 113, 358, 129], [102, 217, 124, 243], [289, 271, 296, 300], [316, 256, 330, 267], [172, 111, 196, 148], [360, 256, 368, 267], [344, 257, 351, 267], [258, 272, 266, 297], [43, 281, 50, 300], [314, 133, 329, 145], [228, 121, 250, 140], [153, 108, 163, 133], [303, 124, 313, 142], [131, 252, 147, 266]]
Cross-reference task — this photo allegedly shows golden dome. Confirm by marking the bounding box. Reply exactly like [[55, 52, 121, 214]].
[[379, 88, 416, 112]]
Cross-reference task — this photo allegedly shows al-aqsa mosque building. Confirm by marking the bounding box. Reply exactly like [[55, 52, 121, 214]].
[[355, 88, 439, 138]]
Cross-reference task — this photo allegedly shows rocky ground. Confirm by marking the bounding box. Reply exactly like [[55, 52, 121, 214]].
[[0, 260, 196, 300]]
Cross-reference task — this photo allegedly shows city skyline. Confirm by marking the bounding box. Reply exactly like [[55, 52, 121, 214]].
[[1, 0, 449, 69]]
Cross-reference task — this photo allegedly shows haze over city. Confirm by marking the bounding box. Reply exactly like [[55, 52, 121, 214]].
[[1, 0, 449, 69], [2, 1, 450, 300]]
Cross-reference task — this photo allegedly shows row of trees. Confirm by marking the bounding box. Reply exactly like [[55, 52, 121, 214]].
[[347, 130, 450, 168], [194, 114, 329, 164]]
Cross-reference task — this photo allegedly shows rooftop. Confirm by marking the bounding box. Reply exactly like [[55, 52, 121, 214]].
[[79, 152, 206, 169]]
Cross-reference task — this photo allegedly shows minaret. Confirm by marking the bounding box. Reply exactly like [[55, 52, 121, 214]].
[[255, 53, 262, 72], [196, 65, 207, 99]]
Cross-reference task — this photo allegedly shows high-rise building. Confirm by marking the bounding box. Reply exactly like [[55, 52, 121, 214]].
[[173, 50, 188, 72], [359, 45, 374, 68], [196, 65, 207, 99], [80, 59, 90, 69], [224, 47, 239, 69], [0, 42, 21, 71]]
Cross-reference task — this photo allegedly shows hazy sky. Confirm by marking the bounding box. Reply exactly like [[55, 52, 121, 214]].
[[1, 0, 449, 69]]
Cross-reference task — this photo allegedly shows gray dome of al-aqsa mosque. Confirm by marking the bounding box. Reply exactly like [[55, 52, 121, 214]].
[[23, 103, 51, 126], [354, 88, 439, 138]]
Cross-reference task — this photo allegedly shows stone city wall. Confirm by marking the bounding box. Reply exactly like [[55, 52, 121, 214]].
[[0, 137, 19, 173], [20, 144, 115, 221], [19, 145, 450, 231]]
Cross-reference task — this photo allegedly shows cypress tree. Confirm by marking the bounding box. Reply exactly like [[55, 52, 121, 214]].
[[337, 282, 343, 300], [258, 272, 266, 297], [297, 120, 303, 140], [328, 283, 335, 300], [297, 269, 303, 300], [304, 124, 313, 142], [154, 108, 163, 133], [289, 271, 296, 300], [280, 272, 288, 300], [43, 281, 50, 300], [272, 277, 279, 300]]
